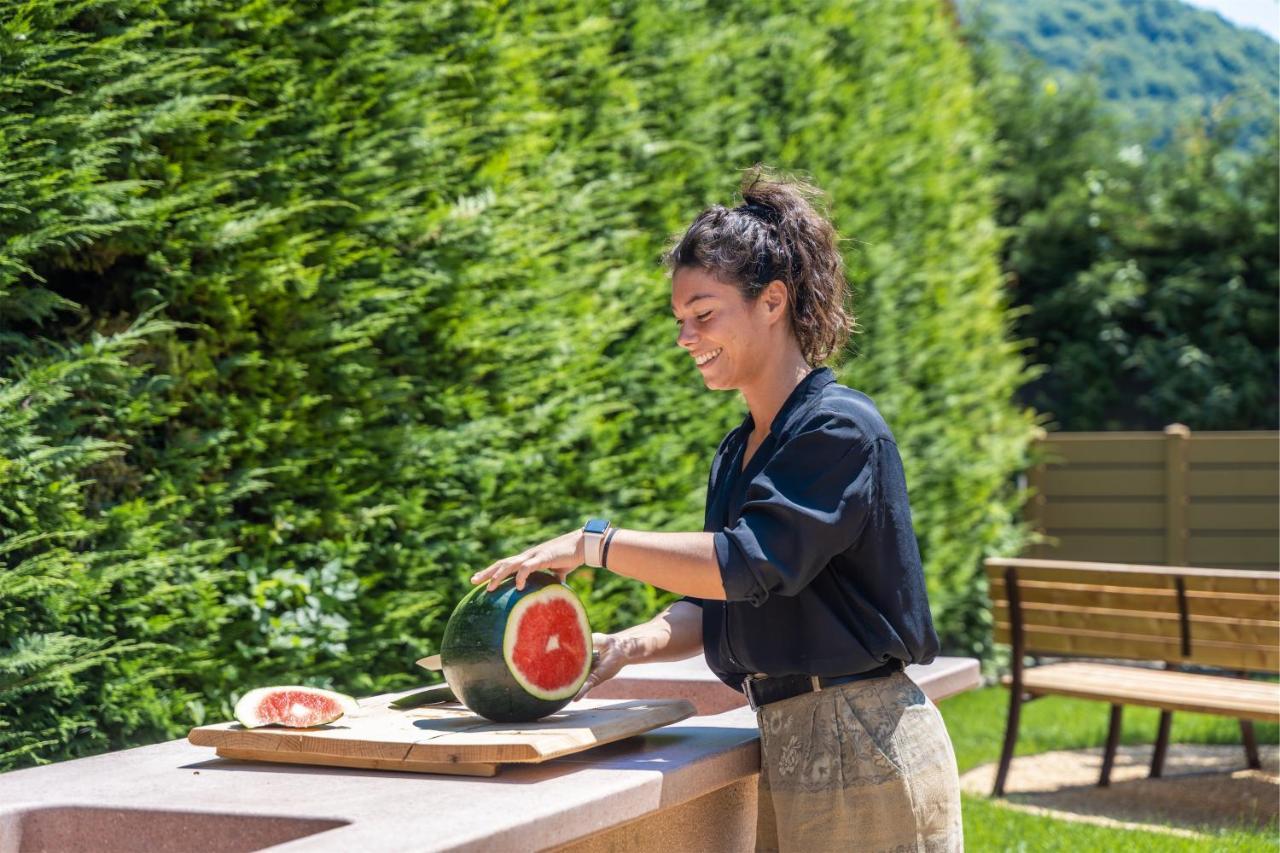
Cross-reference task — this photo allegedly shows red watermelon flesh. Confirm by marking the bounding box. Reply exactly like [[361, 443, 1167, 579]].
[[510, 596, 589, 693], [234, 685, 358, 729]]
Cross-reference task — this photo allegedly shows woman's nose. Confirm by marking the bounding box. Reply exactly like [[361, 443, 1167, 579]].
[[677, 324, 697, 348]]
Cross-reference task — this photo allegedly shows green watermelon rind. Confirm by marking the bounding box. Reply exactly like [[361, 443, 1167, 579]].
[[501, 584, 592, 701], [441, 572, 593, 723], [233, 685, 359, 729]]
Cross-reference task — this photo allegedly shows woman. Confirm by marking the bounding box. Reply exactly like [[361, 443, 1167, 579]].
[[470, 165, 963, 852]]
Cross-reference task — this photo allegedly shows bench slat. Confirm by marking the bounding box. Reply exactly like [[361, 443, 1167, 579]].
[[1035, 665, 1279, 697], [993, 622, 1280, 672], [985, 558, 1278, 580], [993, 603, 1178, 639], [984, 560, 1279, 594], [1009, 662, 1280, 722], [988, 579, 1280, 621], [1186, 590, 1280, 622], [991, 603, 1279, 648]]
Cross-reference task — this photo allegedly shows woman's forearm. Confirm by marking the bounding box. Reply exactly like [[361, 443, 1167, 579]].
[[603, 529, 727, 600], [614, 600, 705, 664]]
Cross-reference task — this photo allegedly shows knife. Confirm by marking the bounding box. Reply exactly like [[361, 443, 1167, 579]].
[[416, 649, 599, 673]]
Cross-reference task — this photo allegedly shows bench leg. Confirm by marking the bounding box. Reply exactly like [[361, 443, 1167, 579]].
[[992, 689, 1022, 797], [1241, 720, 1261, 770], [1149, 710, 1172, 778], [1099, 704, 1123, 787]]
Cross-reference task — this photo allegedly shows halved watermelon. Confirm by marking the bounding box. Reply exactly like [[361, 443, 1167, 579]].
[[441, 572, 592, 723], [233, 685, 358, 729]]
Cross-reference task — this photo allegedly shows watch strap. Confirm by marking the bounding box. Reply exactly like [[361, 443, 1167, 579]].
[[582, 517, 611, 567], [600, 527, 618, 569]]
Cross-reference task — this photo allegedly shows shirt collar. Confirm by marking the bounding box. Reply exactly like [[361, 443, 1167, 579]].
[[742, 366, 836, 437]]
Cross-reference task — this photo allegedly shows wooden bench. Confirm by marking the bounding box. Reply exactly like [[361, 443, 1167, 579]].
[[985, 557, 1280, 796]]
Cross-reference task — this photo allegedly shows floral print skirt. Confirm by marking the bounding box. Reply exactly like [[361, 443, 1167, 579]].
[[754, 670, 963, 852]]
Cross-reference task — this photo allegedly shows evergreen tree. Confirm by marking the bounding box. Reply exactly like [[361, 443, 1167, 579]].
[[969, 25, 1279, 430]]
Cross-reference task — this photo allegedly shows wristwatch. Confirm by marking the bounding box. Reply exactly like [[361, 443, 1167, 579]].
[[581, 517, 612, 568]]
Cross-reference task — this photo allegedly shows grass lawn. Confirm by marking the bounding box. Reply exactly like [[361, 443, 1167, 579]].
[[937, 686, 1279, 851]]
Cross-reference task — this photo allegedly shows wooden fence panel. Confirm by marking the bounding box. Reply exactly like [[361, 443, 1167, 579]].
[[1187, 536, 1280, 566], [1189, 435, 1280, 464], [1188, 503, 1279, 531], [1039, 468, 1164, 498], [1042, 436, 1166, 465], [1041, 501, 1164, 529], [1025, 426, 1280, 569]]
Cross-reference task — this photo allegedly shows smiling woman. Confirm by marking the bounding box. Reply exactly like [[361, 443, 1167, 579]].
[[470, 164, 962, 851], [471, 166, 962, 850]]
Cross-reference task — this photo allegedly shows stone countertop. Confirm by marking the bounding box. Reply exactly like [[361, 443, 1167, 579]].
[[0, 657, 980, 852]]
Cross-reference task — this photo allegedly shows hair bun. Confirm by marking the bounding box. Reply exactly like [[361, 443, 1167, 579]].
[[738, 200, 779, 224]]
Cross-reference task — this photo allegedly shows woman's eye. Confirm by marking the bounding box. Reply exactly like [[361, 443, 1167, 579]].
[[697, 313, 711, 322]]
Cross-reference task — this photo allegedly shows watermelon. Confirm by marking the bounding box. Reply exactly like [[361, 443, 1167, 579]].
[[441, 571, 592, 723], [233, 685, 358, 729]]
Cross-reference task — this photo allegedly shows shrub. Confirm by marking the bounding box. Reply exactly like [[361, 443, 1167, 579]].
[[0, 0, 1037, 769]]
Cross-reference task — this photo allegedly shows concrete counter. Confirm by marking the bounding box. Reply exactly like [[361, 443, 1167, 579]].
[[0, 657, 979, 852]]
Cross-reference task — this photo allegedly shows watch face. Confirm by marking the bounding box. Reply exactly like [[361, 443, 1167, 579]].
[[584, 518, 609, 534]]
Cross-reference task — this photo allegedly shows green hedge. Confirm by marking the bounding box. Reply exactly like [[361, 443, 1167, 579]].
[[0, 0, 1038, 770]]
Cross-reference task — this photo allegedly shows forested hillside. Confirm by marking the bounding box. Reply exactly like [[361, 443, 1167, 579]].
[[958, 0, 1279, 150], [963, 7, 1279, 430]]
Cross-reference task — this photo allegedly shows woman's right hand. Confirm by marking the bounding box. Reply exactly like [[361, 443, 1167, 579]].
[[574, 632, 628, 702]]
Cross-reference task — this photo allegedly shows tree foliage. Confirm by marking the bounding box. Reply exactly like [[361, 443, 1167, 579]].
[[967, 24, 1279, 430], [1, 0, 1038, 770]]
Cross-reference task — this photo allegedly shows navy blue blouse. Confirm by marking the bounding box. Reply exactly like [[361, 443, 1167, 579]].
[[679, 366, 940, 693]]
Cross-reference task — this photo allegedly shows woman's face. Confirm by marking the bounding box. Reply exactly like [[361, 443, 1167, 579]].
[[671, 266, 780, 391]]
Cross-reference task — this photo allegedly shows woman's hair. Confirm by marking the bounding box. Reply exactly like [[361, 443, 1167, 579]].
[[662, 164, 854, 367]]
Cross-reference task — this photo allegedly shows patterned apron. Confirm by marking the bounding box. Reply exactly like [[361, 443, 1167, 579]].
[[753, 671, 963, 852]]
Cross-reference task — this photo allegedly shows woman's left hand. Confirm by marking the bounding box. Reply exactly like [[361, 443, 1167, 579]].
[[469, 529, 585, 591]]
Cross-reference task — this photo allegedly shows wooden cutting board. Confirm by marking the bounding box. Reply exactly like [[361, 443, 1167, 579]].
[[188, 692, 695, 777]]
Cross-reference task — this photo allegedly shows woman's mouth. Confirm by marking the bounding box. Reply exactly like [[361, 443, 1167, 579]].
[[695, 347, 722, 368]]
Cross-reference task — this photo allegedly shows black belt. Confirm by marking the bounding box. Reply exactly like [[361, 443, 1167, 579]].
[[742, 660, 904, 712]]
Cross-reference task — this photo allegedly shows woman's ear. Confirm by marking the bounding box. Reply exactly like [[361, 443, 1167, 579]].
[[762, 279, 789, 323]]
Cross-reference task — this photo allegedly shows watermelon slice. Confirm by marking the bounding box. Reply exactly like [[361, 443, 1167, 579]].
[[233, 685, 359, 729], [441, 572, 592, 722]]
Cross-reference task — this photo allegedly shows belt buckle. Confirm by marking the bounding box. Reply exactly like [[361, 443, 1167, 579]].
[[743, 675, 761, 712]]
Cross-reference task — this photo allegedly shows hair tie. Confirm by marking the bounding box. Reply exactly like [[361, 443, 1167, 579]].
[[738, 201, 779, 224]]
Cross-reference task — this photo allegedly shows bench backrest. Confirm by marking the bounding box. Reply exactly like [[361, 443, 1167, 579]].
[[986, 557, 1280, 673]]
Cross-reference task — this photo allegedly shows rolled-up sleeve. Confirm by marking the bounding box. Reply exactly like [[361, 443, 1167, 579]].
[[715, 413, 877, 606]]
